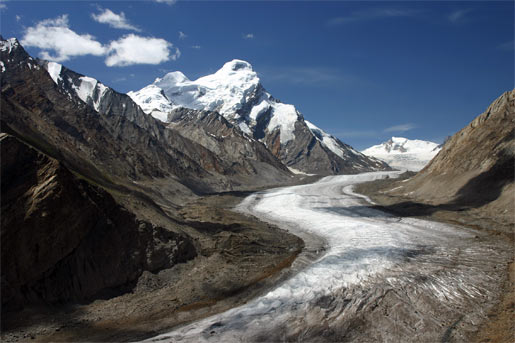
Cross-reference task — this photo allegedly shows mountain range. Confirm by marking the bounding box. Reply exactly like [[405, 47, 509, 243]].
[[2, 35, 513, 342], [0, 36, 388, 312], [362, 137, 441, 171], [127, 59, 389, 175]]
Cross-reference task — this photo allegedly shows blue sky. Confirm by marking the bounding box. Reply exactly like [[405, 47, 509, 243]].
[[1, 1, 513, 150]]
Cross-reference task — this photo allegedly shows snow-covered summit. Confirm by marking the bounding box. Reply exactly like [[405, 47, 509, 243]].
[[128, 59, 301, 144], [362, 137, 441, 171]]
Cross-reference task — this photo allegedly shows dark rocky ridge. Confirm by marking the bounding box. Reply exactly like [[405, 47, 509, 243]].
[[1, 133, 196, 312]]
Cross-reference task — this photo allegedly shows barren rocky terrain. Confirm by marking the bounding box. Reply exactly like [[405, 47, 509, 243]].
[[1, 191, 308, 342], [354, 172, 514, 343]]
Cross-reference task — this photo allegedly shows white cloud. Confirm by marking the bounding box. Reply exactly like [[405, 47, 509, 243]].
[[448, 9, 473, 24], [191, 45, 201, 49], [243, 33, 254, 39], [0, 3, 6, 10], [21, 15, 106, 62], [153, 0, 176, 5], [328, 8, 419, 26], [106, 34, 179, 67], [21, 15, 178, 67], [179, 31, 187, 39], [91, 8, 141, 32], [16, 15, 21, 22], [384, 123, 417, 133]]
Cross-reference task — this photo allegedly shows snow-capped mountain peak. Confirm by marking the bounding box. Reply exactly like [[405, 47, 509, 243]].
[[142, 59, 261, 121], [154, 70, 190, 85], [128, 59, 391, 175], [362, 137, 441, 171]]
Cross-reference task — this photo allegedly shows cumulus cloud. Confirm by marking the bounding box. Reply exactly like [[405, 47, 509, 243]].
[[179, 31, 187, 39], [21, 15, 106, 62], [91, 8, 141, 31], [106, 34, 179, 67], [384, 123, 417, 133], [16, 15, 21, 22], [21, 15, 177, 66], [243, 33, 254, 39]]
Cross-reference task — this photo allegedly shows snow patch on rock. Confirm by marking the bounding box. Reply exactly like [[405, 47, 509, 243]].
[[46, 61, 62, 84]]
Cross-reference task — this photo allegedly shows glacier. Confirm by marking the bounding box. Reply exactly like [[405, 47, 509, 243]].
[[144, 172, 507, 342]]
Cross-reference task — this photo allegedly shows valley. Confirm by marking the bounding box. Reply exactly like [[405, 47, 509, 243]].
[[1, 17, 513, 343]]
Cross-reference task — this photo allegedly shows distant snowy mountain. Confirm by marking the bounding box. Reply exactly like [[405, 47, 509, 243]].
[[362, 137, 441, 171], [128, 59, 390, 175]]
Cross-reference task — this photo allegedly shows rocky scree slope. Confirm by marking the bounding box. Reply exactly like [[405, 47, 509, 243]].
[[129, 59, 390, 175], [1, 133, 196, 312], [362, 137, 441, 171], [385, 90, 515, 228]]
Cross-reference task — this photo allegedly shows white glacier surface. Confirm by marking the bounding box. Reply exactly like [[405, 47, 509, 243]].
[[145, 172, 506, 342]]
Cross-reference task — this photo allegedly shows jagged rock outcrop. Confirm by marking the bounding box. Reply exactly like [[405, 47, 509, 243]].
[[387, 90, 514, 225], [0, 133, 196, 311], [129, 60, 391, 175]]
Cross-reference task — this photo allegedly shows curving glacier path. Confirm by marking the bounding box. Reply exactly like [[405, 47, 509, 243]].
[[147, 172, 509, 342]]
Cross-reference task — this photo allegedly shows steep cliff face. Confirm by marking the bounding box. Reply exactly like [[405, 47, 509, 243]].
[[387, 90, 514, 225], [1, 134, 196, 311], [129, 60, 391, 175]]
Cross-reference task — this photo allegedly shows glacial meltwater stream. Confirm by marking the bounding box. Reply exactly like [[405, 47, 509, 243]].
[[146, 172, 509, 342]]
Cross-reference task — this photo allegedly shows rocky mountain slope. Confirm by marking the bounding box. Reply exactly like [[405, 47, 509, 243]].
[[128, 60, 390, 175], [1, 133, 196, 311], [380, 90, 514, 228], [1, 38, 293, 201], [362, 137, 441, 171], [38, 59, 293, 189], [0, 36, 296, 314]]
